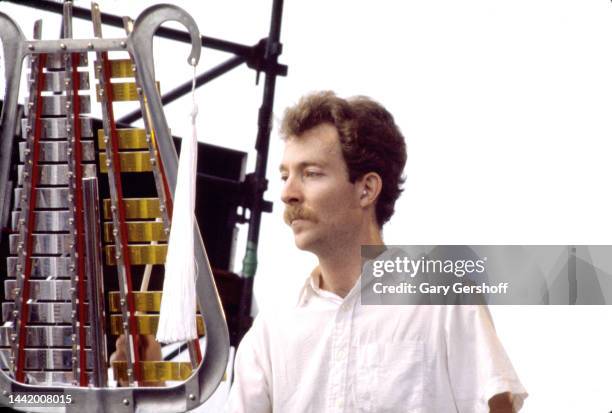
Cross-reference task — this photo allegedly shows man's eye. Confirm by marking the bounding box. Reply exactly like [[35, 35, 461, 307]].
[[304, 171, 321, 178], [280, 175, 288, 182]]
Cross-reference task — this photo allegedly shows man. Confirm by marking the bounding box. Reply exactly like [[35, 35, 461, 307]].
[[226, 91, 527, 412]]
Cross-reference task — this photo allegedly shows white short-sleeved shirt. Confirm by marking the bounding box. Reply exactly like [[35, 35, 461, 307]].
[[226, 268, 527, 413]]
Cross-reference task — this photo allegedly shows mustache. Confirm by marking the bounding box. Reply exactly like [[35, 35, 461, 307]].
[[283, 206, 317, 225]]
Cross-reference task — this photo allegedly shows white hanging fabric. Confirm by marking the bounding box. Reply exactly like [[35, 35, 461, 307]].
[[156, 62, 199, 343]]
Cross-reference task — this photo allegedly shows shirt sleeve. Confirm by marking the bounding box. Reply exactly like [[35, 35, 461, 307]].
[[225, 316, 272, 413], [444, 305, 528, 413]]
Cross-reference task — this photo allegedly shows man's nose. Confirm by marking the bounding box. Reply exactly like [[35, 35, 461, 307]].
[[281, 175, 303, 205]]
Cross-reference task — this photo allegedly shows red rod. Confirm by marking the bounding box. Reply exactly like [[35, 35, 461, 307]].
[[155, 143, 173, 217], [71, 53, 89, 386], [193, 337, 202, 364], [100, 51, 142, 382], [15, 53, 47, 383]]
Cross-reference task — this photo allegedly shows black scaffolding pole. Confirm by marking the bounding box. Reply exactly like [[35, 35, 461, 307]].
[[236, 0, 285, 344]]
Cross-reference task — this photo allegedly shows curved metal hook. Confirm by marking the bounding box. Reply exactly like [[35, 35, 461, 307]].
[[128, 3, 201, 72]]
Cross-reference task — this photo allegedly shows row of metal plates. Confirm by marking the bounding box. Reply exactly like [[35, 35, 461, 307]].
[[6, 256, 71, 278], [0, 326, 91, 347], [0, 348, 93, 370], [2, 302, 87, 323], [24, 95, 91, 117], [3, 72, 94, 381], [21, 117, 93, 140], [39, 53, 88, 70]]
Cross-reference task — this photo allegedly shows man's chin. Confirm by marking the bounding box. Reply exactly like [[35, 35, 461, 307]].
[[292, 233, 316, 252], [293, 237, 311, 251]]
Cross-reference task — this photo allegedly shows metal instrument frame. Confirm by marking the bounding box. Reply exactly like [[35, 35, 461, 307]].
[[0, 4, 229, 412]]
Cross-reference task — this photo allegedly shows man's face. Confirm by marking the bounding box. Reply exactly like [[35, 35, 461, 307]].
[[279, 123, 363, 253]]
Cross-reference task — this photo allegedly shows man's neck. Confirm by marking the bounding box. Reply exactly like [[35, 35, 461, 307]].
[[317, 222, 383, 298]]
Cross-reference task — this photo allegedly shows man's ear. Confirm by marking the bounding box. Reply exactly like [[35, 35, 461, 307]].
[[358, 172, 382, 207]]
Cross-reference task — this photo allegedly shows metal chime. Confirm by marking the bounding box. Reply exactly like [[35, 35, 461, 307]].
[[0, 2, 229, 412]]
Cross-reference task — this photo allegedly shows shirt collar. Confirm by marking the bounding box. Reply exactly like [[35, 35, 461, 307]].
[[296, 247, 399, 307], [296, 266, 359, 307]]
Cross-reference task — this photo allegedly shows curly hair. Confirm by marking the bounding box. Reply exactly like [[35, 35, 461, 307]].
[[280, 91, 407, 227]]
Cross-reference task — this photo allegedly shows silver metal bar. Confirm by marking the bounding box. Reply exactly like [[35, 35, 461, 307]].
[[83, 177, 108, 387], [120, 22, 164, 208], [123, 21, 171, 253], [40, 95, 91, 116], [33, 19, 42, 42], [9, 233, 72, 255], [2, 371, 94, 386], [17, 164, 96, 186], [63, 1, 73, 38], [1, 182, 12, 230], [0, 349, 93, 370], [40, 71, 89, 93], [7, 256, 72, 278], [92, 1, 136, 387], [26, 38, 130, 54], [2, 302, 87, 324], [62, 3, 85, 384], [0, 326, 91, 347], [19, 140, 95, 163], [4, 280, 73, 300], [45, 52, 87, 69], [21, 117, 94, 140], [13, 188, 71, 209], [11, 210, 72, 232]]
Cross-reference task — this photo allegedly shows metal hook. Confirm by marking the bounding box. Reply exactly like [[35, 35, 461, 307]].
[[125, 3, 201, 194], [127, 4, 201, 73]]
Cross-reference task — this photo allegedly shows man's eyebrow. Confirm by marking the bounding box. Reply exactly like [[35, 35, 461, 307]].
[[279, 161, 326, 172]]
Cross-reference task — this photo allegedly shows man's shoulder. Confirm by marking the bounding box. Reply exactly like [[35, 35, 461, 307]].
[[237, 304, 316, 360], [247, 304, 303, 335]]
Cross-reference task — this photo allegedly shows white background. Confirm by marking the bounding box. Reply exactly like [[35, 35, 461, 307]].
[[1, 1, 612, 412]]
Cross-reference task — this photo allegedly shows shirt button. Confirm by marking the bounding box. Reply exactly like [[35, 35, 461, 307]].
[[336, 400, 344, 409], [337, 349, 346, 359]]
